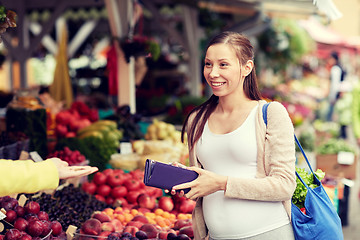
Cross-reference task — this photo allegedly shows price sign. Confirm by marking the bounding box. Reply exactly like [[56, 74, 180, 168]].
[[30, 151, 44, 162], [337, 151, 354, 165]]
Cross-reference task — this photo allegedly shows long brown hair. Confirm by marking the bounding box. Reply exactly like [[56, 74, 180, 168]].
[[181, 31, 262, 150]]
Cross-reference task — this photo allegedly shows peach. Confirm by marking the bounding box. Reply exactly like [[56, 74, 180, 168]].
[[101, 222, 115, 232], [179, 226, 194, 238], [131, 215, 149, 224], [92, 211, 111, 223], [122, 225, 139, 237], [139, 224, 159, 239], [126, 221, 143, 229], [111, 219, 123, 232], [173, 219, 192, 230]]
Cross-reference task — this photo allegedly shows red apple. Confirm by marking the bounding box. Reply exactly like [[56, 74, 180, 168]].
[[40, 220, 52, 237], [4, 229, 21, 240], [93, 172, 107, 186], [81, 182, 97, 195], [50, 220, 63, 236], [37, 211, 49, 221], [24, 201, 40, 215], [14, 206, 25, 217], [26, 220, 43, 237], [18, 233, 32, 240], [5, 210, 17, 223], [111, 186, 128, 199], [158, 197, 174, 212], [25, 214, 38, 222], [14, 218, 29, 231]]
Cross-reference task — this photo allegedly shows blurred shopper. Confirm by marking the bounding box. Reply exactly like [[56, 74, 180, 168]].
[[0, 157, 98, 196], [171, 31, 296, 240], [327, 51, 346, 121], [335, 91, 352, 139]]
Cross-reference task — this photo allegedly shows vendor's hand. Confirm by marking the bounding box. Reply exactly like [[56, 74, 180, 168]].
[[50, 158, 98, 179], [171, 167, 227, 200]]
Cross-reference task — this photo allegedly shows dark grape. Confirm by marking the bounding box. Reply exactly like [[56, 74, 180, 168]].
[[23, 184, 111, 230], [135, 230, 148, 240]]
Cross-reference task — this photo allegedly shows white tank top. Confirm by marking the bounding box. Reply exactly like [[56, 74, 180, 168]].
[[196, 105, 289, 239]]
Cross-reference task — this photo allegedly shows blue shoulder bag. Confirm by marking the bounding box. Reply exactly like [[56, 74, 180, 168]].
[[262, 102, 343, 240]]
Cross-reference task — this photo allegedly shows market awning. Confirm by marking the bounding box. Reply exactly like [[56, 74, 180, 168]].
[[299, 16, 359, 58]]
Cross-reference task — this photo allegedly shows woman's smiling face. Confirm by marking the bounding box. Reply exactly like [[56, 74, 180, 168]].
[[203, 43, 244, 97]]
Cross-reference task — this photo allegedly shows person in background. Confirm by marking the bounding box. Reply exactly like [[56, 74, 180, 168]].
[[171, 31, 296, 240], [0, 157, 98, 196], [327, 51, 346, 121]]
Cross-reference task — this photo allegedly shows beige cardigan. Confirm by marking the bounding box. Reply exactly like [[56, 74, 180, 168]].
[[188, 100, 297, 240]]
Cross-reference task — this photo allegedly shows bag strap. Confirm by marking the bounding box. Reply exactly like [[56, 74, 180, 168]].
[[262, 102, 318, 189]]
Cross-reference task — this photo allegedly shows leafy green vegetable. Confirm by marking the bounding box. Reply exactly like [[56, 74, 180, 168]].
[[292, 167, 325, 209], [316, 138, 356, 155]]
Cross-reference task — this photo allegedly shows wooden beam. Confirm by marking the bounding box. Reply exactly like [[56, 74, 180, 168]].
[[68, 19, 99, 58]]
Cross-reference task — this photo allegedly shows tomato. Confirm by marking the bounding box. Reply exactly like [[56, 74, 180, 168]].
[[93, 172, 107, 186], [126, 191, 141, 204], [111, 186, 128, 199], [123, 179, 141, 191], [107, 173, 126, 187], [81, 182, 97, 195]]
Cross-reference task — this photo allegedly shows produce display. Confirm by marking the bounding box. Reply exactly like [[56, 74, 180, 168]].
[[0, 167, 196, 240], [46, 147, 87, 166], [25, 185, 112, 229], [78, 168, 195, 239], [2, 88, 349, 240], [0, 196, 66, 240]]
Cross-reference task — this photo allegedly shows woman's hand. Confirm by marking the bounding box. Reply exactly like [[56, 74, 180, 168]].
[[171, 167, 227, 200]]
